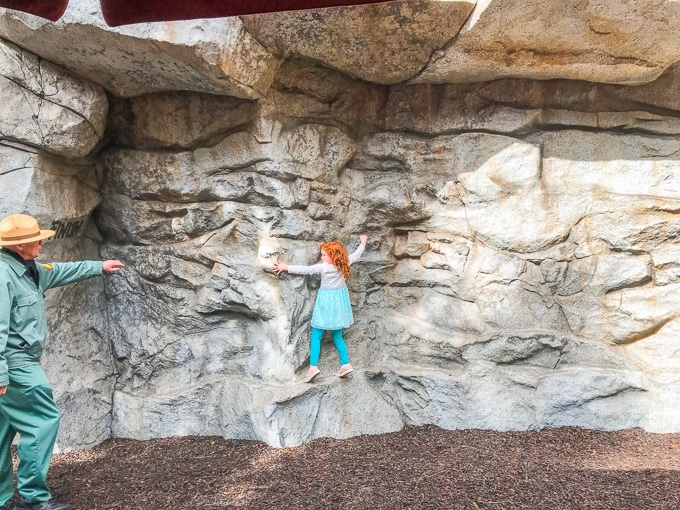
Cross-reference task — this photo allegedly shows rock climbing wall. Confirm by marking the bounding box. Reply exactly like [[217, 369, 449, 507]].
[[2, 0, 680, 448]]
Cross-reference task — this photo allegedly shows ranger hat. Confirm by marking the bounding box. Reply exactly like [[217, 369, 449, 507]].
[[0, 214, 55, 246]]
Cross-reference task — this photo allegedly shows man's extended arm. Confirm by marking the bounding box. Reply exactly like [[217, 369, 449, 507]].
[[40, 259, 124, 291]]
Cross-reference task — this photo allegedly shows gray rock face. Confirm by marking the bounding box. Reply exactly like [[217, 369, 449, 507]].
[[42, 236, 117, 451], [240, 0, 475, 84], [2, 16, 680, 449], [107, 92, 258, 150], [88, 61, 680, 445], [0, 141, 101, 225], [412, 0, 680, 85], [0, 39, 107, 158]]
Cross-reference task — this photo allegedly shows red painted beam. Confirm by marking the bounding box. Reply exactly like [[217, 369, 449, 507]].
[[0, 0, 68, 21], [101, 0, 395, 26], [101, 0, 396, 27], [0, 0, 394, 26]]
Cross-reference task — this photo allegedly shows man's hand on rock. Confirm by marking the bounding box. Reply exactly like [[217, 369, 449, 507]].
[[103, 260, 125, 273]]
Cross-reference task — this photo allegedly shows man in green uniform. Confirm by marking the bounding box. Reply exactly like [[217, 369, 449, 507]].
[[0, 214, 124, 510]]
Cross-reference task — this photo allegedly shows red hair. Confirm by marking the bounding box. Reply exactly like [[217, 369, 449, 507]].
[[321, 241, 350, 279]]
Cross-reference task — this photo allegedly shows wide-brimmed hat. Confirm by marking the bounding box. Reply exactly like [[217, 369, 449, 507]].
[[0, 214, 55, 246]]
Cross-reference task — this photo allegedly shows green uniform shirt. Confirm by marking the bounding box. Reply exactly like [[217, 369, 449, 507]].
[[0, 250, 103, 386]]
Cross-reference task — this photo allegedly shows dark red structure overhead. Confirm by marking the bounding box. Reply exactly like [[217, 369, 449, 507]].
[[0, 0, 393, 26], [0, 0, 68, 21], [101, 0, 393, 26]]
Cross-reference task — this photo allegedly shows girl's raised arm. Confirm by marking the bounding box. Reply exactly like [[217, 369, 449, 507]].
[[348, 235, 368, 265]]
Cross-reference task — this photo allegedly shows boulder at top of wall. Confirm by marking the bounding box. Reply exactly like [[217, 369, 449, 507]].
[[241, 0, 475, 85], [0, 0, 279, 98], [412, 0, 680, 86], [0, 39, 107, 158], [3, 0, 680, 93]]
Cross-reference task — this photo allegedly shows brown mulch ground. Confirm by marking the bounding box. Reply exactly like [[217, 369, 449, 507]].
[[10, 425, 680, 509]]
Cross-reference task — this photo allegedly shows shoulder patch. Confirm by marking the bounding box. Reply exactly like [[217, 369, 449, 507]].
[[41, 264, 54, 270]]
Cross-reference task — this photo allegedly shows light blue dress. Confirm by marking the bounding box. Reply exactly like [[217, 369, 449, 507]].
[[311, 286, 353, 330]]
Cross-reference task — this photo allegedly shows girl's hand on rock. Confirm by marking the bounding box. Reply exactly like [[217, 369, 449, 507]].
[[273, 261, 288, 275]]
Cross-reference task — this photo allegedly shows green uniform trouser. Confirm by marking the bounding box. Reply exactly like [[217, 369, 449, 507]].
[[0, 364, 60, 506]]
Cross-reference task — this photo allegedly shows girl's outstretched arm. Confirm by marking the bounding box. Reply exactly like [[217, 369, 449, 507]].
[[273, 260, 324, 275]]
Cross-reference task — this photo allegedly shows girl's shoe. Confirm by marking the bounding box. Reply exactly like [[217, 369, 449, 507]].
[[13, 496, 71, 510], [336, 364, 354, 378], [305, 366, 320, 383]]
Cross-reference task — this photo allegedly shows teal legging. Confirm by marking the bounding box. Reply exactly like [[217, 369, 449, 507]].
[[0, 364, 61, 506], [310, 327, 349, 366]]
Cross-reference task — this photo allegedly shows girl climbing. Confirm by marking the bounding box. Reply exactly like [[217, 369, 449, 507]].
[[273, 235, 367, 383]]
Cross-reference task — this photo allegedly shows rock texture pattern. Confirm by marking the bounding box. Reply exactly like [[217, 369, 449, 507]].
[[0, 38, 107, 157], [1, 1, 680, 449], [240, 0, 476, 84], [412, 0, 680, 85]]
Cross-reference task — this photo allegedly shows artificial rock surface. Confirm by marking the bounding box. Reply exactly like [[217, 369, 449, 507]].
[[0, 38, 107, 158], [412, 0, 680, 86], [4, 0, 680, 95], [0, 0, 278, 98], [1, 3, 680, 449], [0, 141, 101, 227]]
